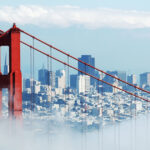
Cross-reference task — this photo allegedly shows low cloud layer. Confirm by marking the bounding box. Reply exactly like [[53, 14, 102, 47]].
[[1, 5, 150, 29]]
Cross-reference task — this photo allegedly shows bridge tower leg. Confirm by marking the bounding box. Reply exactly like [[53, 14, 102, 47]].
[[9, 24, 22, 118], [0, 88, 2, 116], [0, 24, 22, 118], [0, 47, 2, 116]]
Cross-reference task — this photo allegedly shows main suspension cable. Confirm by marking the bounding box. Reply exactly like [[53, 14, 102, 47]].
[[21, 41, 150, 103], [20, 29, 150, 95]]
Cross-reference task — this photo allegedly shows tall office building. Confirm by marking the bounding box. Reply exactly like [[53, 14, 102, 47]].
[[104, 71, 126, 87], [23, 78, 31, 90], [127, 74, 136, 85], [78, 55, 96, 86], [4, 54, 9, 75], [140, 72, 150, 87], [23, 78, 41, 94], [55, 70, 66, 89], [77, 75, 90, 94], [117, 71, 127, 87], [38, 66, 55, 87], [70, 74, 78, 89], [103, 71, 116, 84], [126, 74, 137, 91]]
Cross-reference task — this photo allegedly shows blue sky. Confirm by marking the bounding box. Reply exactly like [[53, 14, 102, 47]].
[[1, 0, 150, 78], [1, 0, 150, 10]]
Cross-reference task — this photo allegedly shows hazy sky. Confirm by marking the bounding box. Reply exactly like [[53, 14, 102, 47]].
[[1, 0, 150, 77]]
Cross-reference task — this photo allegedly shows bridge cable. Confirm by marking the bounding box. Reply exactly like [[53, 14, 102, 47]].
[[101, 72, 104, 150], [67, 55, 70, 116], [50, 47, 52, 107], [146, 95, 149, 149], [30, 46, 33, 112], [130, 88, 135, 150], [21, 41, 150, 102], [49, 46, 53, 146], [97, 79, 100, 150], [47, 47, 51, 112], [130, 92, 133, 150], [20, 29, 150, 96], [47, 53, 50, 104], [32, 37, 35, 112], [64, 63, 66, 108], [47, 48, 51, 147], [84, 63, 87, 150], [113, 81, 117, 150], [64, 63, 67, 127], [118, 92, 121, 150], [134, 87, 137, 150]]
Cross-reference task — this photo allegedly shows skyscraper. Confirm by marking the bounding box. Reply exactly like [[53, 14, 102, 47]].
[[127, 74, 136, 85], [126, 74, 137, 91], [38, 66, 55, 87], [77, 75, 90, 94], [70, 74, 78, 89], [117, 71, 127, 87], [55, 70, 66, 89], [4, 54, 9, 75], [78, 55, 96, 86], [140, 72, 150, 87], [104, 71, 126, 88]]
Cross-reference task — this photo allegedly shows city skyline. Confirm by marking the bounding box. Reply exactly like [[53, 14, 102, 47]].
[[2, 52, 150, 87]]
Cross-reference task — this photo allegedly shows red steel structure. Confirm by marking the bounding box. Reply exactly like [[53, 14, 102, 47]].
[[0, 24, 22, 117]]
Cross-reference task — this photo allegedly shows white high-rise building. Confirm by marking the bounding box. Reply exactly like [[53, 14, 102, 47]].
[[77, 75, 90, 94], [55, 70, 66, 89]]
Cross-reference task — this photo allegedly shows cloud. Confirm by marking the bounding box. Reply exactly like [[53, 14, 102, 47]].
[[1, 5, 150, 29]]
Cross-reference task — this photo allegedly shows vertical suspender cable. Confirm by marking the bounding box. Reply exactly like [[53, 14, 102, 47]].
[[146, 96, 149, 149], [47, 55, 50, 109], [30, 44, 32, 112], [49, 46, 53, 150], [47, 47, 51, 107], [84, 63, 87, 150], [117, 82, 120, 150], [118, 93, 120, 150], [130, 88, 133, 150], [47, 49, 51, 148], [113, 82, 116, 150], [64, 63, 67, 124], [97, 79, 100, 150], [134, 87, 137, 150], [50, 47, 52, 105], [64, 63, 66, 106], [32, 38, 35, 112], [67, 55, 70, 113], [101, 72, 104, 150]]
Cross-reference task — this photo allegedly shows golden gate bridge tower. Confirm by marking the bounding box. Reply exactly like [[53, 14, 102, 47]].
[[0, 24, 22, 117]]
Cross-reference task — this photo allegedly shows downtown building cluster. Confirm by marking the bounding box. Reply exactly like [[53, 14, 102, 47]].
[[20, 55, 149, 129], [2, 54, 150, 129]]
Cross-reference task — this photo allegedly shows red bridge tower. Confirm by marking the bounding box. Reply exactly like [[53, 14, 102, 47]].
[[0, 24, 22, 117]]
